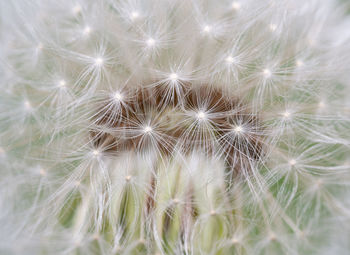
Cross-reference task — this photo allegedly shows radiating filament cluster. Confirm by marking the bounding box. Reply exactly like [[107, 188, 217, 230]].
[[91, 82, 264, 171]]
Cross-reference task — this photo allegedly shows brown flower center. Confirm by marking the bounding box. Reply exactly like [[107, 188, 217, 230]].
[[90, 82, 265, 172]]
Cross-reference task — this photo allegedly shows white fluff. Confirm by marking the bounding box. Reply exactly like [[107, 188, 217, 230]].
[[0, 0, 350, 254]]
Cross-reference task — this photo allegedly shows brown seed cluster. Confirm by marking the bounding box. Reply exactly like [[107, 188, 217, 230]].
[[90, 81, 265, 172]]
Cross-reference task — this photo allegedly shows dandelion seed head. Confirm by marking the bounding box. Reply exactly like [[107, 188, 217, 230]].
[[2, 0, 350, 253]]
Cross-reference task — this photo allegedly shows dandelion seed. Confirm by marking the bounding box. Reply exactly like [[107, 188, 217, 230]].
[[269, 24, 277, 31], [233, 125, 243, 133], [203, 25, 212, 33], [296, 59, 304, 67], [130, 11, 140, 20], [289, 159, 297, 166], [231, 1, 241, 10], [196, 111, 207, 120], [269, 233, 277, 241], [315, 179, 323, 189], [57, 80, 66, 88], [95, 57, 103, 66], [143, 125, 152, 133], [113, 92, 123, 101], [169, 73, 178, 81], [36, 43, 43, 51], [83, 26, 91, 35], [92, 149, 100, 156], [297, 230, 305, 239], [39, 168, 46, 176], [225, 56, 235, 64], [24, 100, 32, 111], [263, 68, 272, 78], [281, 110, 293, 122], [308, 38, 316, 46], [282, 110, 291, 119], [72, 5, 81, 14], [146, 38, 156, 47], [125, 175, 132, 182], [318, 101, 326, 108], [231, 238, 240, 244]]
